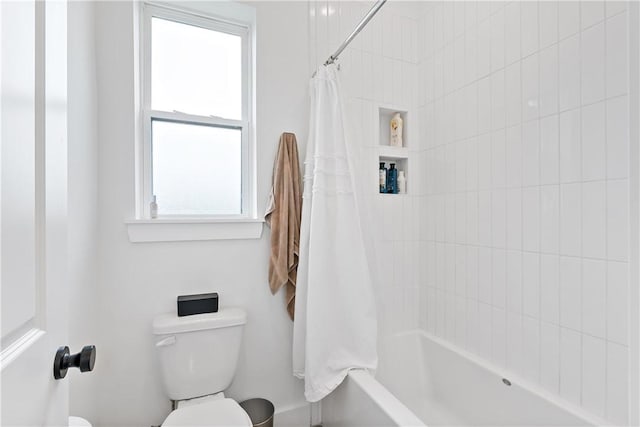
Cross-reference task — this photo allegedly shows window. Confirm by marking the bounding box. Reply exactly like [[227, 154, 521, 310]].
[[142, 4, 254, 218]]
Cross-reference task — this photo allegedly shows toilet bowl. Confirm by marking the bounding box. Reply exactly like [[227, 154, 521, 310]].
[[163, 395, 252, 427], [152, 308, 250, 426], [68, 416, 91, 427]]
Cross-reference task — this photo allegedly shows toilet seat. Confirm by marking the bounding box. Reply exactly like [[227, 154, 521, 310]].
[[162, 398, 253, 427]]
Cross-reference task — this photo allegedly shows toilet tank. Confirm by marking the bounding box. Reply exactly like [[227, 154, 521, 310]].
[[152, 308, 247, 401]]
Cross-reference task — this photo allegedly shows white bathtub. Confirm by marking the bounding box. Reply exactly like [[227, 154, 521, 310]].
[[323, 331, 604, 426]]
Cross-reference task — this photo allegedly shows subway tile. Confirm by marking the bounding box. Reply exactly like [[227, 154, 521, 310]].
[[456, 141, 468, 192], [478, 77, 492, 135], [539, 1, 559, 48], [478, 247, 492, 304], [492, 189, 507, 248], [581, 334, 606, 417], [523, 252, 540, 319], [436, 289, 446, 337], [540, 115, 559, 185], [521, 1, 539, 57], [477, 18, 492, 78], [466, 298, 479, 352], [453, 36, 465, 91], [491, 69, 506, 130], [506, 187, 523, 250], [465, 1, 477, 32], [606, 1, 627, 18], [455, 295, 467, 347], [559, 109, 581, 183], [446, 292, 455, 340], [478, 302, 493, 360], [522, 120, 540, 187], [467, 246, 479, 300], [581, 259, 606, 338], [467, 192, 479, 246], [560, 183, 582, 257], [506, 250, 523, 314], [522, 53, 539, 122], [505, 62, 522, 127], [490, 9, 505, 72], [606, 13, 629, 98], [539, 44, 559, 117], [479, 190, 492, 246], [492, 307, 507, 366], [607, 96, 629, 180], [505, 125, 523, 188], [560, 327, 581, 404], [465, 26, 478, 85], [581, 181, 606, 259], [540, 185, 560, 254], [507, 311, 523, 374], [581, 22, 606, 105], [581, 0, 605, 29], [492, 249, 507, 308], [607, 261, 628, 345], [560, 256, 581, 330], [492, 129, 507, 188], [607, 179, 629, 262], [523, 187, 540, 252], [522, 317, 541, 382], [559, 34, 580, 111], [454, 1, 465, 39], [559, 1, 580, 39], [607, 342, 629, 424], [540, 322, 560, 393], [443, 2, 454, 45], [540, 254, 560, 324], [505, 2, 521, 65]]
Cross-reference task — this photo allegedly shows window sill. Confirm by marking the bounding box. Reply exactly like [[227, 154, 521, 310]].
[[125, 218, 264, 242]]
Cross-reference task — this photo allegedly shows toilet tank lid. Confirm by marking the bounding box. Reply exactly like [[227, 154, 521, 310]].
[[153, 308, 247, 335]]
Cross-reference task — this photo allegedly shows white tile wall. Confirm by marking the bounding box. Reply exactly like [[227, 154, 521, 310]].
[[313, 1, 630, 424], [417, 1, 630, 424]]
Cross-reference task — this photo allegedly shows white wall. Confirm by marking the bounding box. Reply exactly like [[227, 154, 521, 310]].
[[67, 1, 100, 423], [416, 1, 631, 424], [92, 1, 309, 425]]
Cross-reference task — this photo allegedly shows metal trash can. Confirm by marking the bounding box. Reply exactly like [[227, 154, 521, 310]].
[[239, 398, 274, 427]]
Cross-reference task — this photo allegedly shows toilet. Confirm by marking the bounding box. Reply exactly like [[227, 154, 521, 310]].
[[152, 308, 252, 426]]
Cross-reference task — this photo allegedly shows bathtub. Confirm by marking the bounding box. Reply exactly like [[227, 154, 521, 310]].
[[323, 331, 604, 426]]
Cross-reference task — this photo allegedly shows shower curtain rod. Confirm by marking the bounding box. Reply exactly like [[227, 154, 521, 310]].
[[322, 0, 387, 66]]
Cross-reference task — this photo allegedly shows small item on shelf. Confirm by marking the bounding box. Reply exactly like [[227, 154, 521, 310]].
[[390, 112, 403, 147], [398, 170, 406, 194], [150, 195, 158, 219], [386, 163, 398, 194], [379, 162, 387, 193]]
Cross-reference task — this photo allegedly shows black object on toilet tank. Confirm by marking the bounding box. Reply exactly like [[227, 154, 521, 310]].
[[177, 292, 219, 317]]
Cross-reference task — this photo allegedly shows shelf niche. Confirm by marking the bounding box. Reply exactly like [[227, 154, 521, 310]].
[[377, 105, 409, 195]]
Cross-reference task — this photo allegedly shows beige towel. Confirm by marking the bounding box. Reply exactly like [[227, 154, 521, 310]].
[[265, 133, 302, 320]]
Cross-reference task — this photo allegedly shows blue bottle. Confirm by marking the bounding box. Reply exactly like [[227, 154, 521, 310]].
[[387, 163, 398, 194], [379, 162, 387, 193]]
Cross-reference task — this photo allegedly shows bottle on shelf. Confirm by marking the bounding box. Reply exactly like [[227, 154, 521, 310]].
[[390, 112, 403, 147], [398, 170, 406, 194], [150, 195, 158, 219], [379, 162, 387, 193], [386, 163, 398, 194]]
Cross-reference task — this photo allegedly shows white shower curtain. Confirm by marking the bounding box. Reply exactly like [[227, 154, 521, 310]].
[[292, 64, 378, 402]]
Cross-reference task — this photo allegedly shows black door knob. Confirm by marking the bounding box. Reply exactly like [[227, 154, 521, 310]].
[[53, 345, 96, 380]]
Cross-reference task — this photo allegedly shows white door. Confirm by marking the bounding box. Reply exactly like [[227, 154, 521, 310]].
[[1, 1, 70, 425]]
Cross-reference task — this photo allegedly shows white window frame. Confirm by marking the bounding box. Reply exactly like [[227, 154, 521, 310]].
[[140, 3, 255, 220]]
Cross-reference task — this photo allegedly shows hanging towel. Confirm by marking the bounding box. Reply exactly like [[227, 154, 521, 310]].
[[292, 64, 378, 402], [265, 132, 302, 320]]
